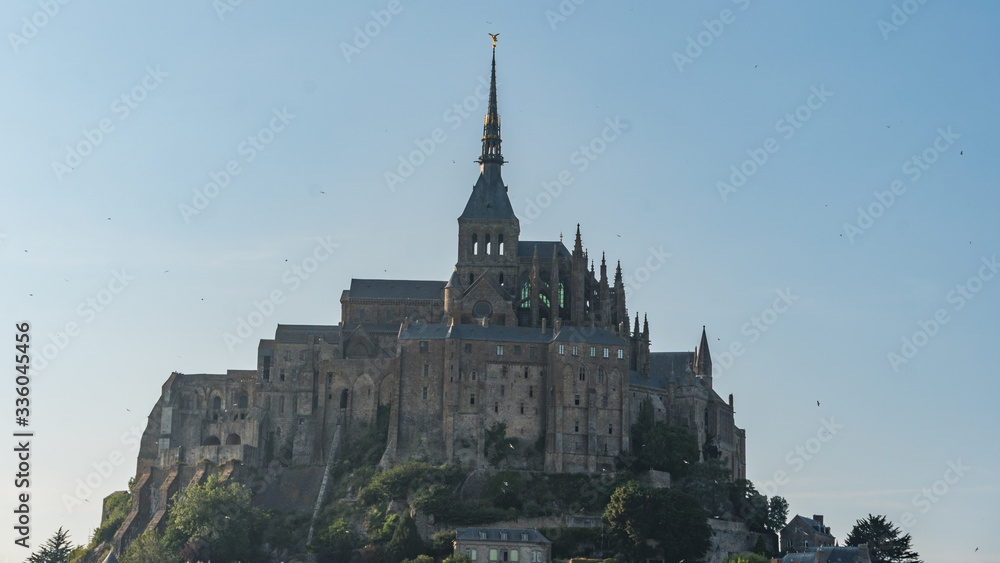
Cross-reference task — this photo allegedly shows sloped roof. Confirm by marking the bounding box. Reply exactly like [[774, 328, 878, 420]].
[[459, 165, 517, 221], [784, 546, 862, 563], [348, 279, 446, 300], [397, 323, 625, 346], [517, 241, 571, 260], [630, 352, 699, 390], [455, 527, 551, 544], [274, 324, 340, 344]]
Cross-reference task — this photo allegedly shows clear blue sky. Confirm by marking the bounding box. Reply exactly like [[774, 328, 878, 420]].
[[2, 2, 998, 562]]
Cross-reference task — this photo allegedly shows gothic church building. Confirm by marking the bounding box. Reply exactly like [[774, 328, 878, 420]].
[[121, 43, 745, 551]]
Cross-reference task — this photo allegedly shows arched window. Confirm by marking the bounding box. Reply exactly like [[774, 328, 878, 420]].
[[498, 234, 505, 255], [520, 281, 531, 309], [226, 433, 241, 445], [238, 395, 248, 409], [473, 234, 478, 255], [212, 396, 222, 410], [203, 436, 221, 446], [485, 234, 491, 255], [579, 366, 586, 381]]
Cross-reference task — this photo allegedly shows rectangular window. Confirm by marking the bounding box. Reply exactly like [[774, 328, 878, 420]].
[[558, 344, 565, 355], [521, 533, 528, 541], [572, 346, 578, 356], [574, 394, 580, 406], [280, 369, 285, 381], [529, 386, 533, 398], [574, 421, 579, 432], [524, 368, 529, 379], [494, 402, 499, 413], [423, 364, 429, 377], [497, 345, 504, 356], [500, 532, 507, 540], [602, 396, 608, 407], [514, 345, 522, 356], [511, 550, 519, 562], [471, 549, 478, 561], [479, 532, 487, 540], [589, 346, 596, 357], [500, 385, 505, 397], [470, 394, 475, 405], [609, 424, 614, 434], [422, 387, 428, 400], [617, 349, 623, 359], [520, 403, 524, 414], [301, 350, 308, 361], [465, 343, 472, 354], [284, 350, 292, 361], [530, 347, 537, 358], [420, 341, 429, 353], [603, 347, 609, 358], [502, 551, 508, 561], [490, 550, 498, 561]]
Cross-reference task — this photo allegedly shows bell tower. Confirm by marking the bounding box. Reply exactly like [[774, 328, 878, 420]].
[[455, 36, 519, 293]]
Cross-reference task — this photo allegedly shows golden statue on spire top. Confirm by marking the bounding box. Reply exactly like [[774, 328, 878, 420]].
[[489, 33, 499, 48]]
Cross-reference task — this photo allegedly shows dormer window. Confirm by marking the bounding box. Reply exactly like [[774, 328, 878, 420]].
[[479, 531, 487, 540]]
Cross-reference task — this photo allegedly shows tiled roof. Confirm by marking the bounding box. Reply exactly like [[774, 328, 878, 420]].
[[455, 528, 550, 544], [348, 279, 446, 300], [517, 241, 572, 260]]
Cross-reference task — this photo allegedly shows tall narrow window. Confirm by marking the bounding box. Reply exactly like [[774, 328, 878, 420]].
[[485, 234, 491, 255], [473, 234, 479, 255], [579, 367, 585, 381], [470, 393, 476, 405], [529, 386, 533, 398], [423, 387, 428, 400], [498, 233, 505, 255]]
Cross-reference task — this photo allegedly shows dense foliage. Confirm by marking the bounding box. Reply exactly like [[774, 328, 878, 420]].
[[845, 514, 922, 563], [27, 528, 74, 563], [604, 481, 711, 563]]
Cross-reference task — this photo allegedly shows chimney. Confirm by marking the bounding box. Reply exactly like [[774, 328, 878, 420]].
[[729, 393, 733, 408], [813, 515, 824, 525], [541, 317, 547, 334]]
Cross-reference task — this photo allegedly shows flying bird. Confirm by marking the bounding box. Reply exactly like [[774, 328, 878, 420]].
[[817, 401, 820, 406]]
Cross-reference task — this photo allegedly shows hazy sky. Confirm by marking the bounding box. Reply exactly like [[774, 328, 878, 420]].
[[2, 2, 998, 562]]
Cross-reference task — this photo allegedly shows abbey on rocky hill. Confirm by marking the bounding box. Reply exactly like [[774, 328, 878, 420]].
[[119, 42, 745, 552]]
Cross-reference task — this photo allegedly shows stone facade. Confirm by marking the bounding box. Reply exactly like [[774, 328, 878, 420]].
[[118, 44, 747, 553], [781, 515, 836, 554], [454, 528, 552, 563]]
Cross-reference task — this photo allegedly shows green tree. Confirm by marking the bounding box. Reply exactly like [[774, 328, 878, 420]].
[[120, 530, 178, 563], [722, 553, 770, 563], [430, 530, 457, 558], [604, 481, 710, 563], [626, 399, 700, 478], [163, 475, 267, 563], [845, 515, 922, 563], [728, 480, 768, 531], [442, 554, 473, 563], [767, 496, 789, 531], [678, 458, 732, 517], [309, 518, 356, 562], [384, 515, 425, 563], [27, 528, 74, 563]]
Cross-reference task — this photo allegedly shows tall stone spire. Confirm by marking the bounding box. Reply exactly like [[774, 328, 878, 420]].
[[695, 325, 712, 377], [478, 38, 503, 166]]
